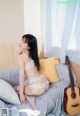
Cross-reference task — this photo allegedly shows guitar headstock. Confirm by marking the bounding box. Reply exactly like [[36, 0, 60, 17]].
[[65, 56, 70, 66]]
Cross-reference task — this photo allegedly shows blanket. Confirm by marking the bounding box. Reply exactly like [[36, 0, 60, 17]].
[[0, 81, 67, 116], [0, 64, 80, 116], [0, 81, 71, 116]]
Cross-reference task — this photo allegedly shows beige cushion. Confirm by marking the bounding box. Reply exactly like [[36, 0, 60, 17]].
[[71, 61, 80, 88], [39, 57, 60, 83], [66, 50, 80, 87], [0, 79, 20, 104], [0, 43, 18, 71]]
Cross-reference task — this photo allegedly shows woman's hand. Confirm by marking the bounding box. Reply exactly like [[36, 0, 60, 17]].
[[20, 94, 27, 104]]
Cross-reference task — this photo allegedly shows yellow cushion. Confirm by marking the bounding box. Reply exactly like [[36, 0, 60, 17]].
[[39, 57, 60, 83], [0, 43, 18, 71]]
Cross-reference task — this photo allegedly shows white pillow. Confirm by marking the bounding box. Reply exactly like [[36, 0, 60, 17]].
[[0, 79, 20, 104]]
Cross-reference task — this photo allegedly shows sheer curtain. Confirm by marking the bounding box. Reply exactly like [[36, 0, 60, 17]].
[[42, 0, 80, 62]]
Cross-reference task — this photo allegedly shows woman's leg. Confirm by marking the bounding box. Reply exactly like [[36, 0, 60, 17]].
[[26, 96, 38, 110], [13, 86, 20, 95], [48, 84, 53, 89], [14, 85, 38, 110], [13, 86, 20, 91], [24, 86, 39, 110]]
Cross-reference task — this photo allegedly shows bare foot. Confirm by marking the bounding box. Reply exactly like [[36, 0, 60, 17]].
[[26, 96, 39, 110], [48, 85, 53, 89]]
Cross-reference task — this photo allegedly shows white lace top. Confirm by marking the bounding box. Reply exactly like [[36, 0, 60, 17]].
[[24, 59, 34, 71], [24, 58, 49, 95]]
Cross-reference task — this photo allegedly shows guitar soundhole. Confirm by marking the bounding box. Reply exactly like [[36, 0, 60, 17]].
[[71, 93, 76, 98]]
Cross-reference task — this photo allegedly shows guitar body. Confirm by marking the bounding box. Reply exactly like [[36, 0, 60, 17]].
[[64, 86, 80, 115]]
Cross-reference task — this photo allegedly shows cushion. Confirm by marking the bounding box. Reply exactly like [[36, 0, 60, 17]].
[[55, 63, 77, 87], [67, 50, 80, 87], [70, 61, 80, 87], [0, 43, 18, 71], [39, 57, 60, 82], [0, 79, 20, 104]]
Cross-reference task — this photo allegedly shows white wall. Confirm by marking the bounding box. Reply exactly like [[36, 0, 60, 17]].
[[24, 0, 43, 56], [0, 0, 24, 43], [24, 0, 41, 38]]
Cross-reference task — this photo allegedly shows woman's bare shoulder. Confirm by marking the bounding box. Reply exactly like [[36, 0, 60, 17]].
[[18, 54, 29, 64]]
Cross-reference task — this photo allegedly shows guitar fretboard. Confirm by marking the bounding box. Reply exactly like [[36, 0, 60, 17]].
[[65, 56, 75, 94]]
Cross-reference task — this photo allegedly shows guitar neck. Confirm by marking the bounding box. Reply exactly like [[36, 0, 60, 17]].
[[68, 65, 75, 93], [65, 56, 75, 93]]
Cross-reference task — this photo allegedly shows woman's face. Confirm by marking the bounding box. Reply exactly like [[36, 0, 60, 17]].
[[19, 38, 29, 50]]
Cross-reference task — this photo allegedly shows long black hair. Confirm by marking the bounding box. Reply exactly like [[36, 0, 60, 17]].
[[22, 34, 40, 70]]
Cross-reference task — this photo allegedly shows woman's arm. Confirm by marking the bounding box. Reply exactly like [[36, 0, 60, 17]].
[[18, 55, 26, 103]]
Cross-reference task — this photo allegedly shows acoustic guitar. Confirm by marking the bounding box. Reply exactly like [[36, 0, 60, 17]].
[[64, 56, 80, 116]]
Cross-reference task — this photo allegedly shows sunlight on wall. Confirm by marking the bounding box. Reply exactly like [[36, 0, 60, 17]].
[[24, 0, 43, 57], [24, 0, 41, 38]]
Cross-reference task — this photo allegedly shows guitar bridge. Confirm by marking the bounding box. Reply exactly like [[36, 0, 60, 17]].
[[71, 103, 79, 107]]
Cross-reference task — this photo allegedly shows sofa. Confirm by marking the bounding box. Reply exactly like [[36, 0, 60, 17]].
[[0, 43, 80, 116]]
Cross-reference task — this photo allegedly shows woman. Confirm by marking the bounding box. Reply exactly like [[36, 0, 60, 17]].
[[14, 34, 49, 110]]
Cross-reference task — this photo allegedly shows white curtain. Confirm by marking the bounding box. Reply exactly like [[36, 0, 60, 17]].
[[42, 0, 80, 62]]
